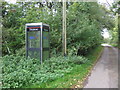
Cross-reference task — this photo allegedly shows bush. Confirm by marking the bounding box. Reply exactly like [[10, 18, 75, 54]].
[[2, 2, 110, 56], [2, 55, 89, 88]]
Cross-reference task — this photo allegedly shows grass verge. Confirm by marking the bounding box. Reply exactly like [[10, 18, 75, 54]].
[[28, 45, 103, 88], [110, 43, 118, 48]]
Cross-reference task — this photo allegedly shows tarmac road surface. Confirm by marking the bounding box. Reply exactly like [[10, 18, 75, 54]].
[[84, 44, 118, 88]]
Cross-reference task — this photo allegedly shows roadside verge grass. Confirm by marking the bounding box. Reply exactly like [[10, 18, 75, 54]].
[[29, 45, 103, 88]]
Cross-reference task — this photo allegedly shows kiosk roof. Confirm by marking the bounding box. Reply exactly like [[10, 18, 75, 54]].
[[26, 22, 49, 26]]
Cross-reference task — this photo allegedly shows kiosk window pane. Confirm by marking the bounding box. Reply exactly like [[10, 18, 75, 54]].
[[43, 32, 49, 48], [28, 31, 40, 48], [28, 50, 40, 60], [43, 50, 49, 60]]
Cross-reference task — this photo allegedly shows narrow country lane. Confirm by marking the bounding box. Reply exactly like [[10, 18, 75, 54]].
[[84, 45, 118, 88]]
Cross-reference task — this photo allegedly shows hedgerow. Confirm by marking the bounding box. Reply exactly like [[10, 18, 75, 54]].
[[2, 2, 113, 56]]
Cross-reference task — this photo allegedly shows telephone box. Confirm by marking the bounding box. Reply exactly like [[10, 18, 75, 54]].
[[25, 23, 50, 64]]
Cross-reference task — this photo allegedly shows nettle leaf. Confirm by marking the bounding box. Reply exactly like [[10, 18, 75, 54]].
[[2, 55, 89, 88]]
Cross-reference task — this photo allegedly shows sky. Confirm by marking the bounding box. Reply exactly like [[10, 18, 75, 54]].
[[98, 0, 114, 6], [102, 28, 110, 39], [98, 0, 115, 10]]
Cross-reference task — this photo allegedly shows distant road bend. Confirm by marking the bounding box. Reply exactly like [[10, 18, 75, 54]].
[[84, 44, 118, 88]]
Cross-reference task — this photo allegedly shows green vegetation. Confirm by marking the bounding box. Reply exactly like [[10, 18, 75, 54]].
[[27, 46, 103, 88], [107, 2, 119, 48], [2, 55, 88, 88], [2, 46, 102, 88], [109, 13, 118, 47], [1, 1, 118, 88], [2, 2, 113, 56]]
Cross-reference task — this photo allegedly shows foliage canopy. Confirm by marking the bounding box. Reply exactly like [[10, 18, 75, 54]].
[[2, 2, 114, 55]]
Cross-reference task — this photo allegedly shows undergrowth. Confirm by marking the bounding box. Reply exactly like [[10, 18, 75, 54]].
[[2, 55, 89, 88]]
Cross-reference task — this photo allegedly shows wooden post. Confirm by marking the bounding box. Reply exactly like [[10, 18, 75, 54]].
[[62, 0, 67, 56]]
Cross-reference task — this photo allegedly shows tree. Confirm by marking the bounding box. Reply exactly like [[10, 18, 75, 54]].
[[2, 2, 114, 56]]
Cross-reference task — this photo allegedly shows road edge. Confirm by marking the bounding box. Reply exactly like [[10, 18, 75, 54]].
[[82, 46, 104, 88]]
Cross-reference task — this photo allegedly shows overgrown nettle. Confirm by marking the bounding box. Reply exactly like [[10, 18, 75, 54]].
[[2, 55, 88, 88]]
